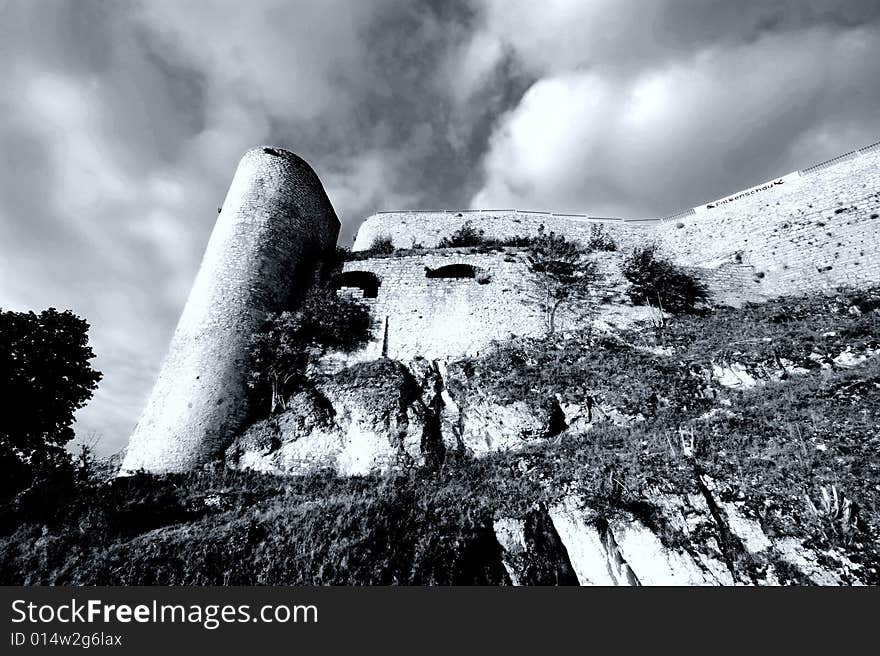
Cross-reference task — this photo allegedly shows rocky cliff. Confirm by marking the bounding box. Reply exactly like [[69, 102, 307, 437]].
[[210, 287, 880, 586]]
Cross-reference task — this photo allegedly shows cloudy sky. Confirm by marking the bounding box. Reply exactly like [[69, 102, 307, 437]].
[[2, 0, 880, 456]]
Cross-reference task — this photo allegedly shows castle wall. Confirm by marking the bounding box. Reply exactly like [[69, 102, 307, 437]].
[[334, 250, 638, 363], [336, 250, 768, 363], [685, 262, 762, 307], [351, 210, 656, 253], [126, 139, 879, 474], [658, 149, 880, 299], [340, 145, 879, 364], [338, 251, 545, 361], [350, 142, 880, 309], [122, 147, 340, 473]]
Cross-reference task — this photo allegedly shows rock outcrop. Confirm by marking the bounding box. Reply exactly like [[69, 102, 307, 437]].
[[225, 354, 575, 476], [494, 481, 868, 586], [226, 360, 429, 476]]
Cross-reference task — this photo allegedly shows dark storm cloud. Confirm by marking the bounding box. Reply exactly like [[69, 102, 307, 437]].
[[0, 0, 523, 454], [0, 0, 878, 454]]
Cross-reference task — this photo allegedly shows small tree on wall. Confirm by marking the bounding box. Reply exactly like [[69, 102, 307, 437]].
[[620, 244, 709, 314], [438, 221, 486, 248], [369, 235, 395, 254], [587, 223, 618, 252], [526, 229, 601, 334]]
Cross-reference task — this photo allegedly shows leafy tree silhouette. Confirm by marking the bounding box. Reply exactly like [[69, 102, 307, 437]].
[[621, 245, 709, 315], [526, 228, 600, 334], [0, 307, 101, 503]]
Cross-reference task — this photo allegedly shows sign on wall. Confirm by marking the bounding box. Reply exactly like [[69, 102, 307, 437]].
[[693, 171, 800, 214]]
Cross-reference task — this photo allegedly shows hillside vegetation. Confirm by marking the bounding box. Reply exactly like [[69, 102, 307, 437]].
[[1, 288, 878, 585]]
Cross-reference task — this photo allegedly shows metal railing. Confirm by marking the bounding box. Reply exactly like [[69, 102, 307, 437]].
[[372, 208, 659, 224], [800, 150, 860, 175], [799, 138, 880, 175], [659, 208, 696, 223]]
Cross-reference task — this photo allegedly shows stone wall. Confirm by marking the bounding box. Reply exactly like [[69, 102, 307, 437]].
[[658, 149, 880, 299], [350, 142, 880, 309], [123, 147, 340, 474], [337, 250, 547, 361], [339, 146, 879, 363], [334, 249, 766, 363], [686, 262, 762, 307], [335, 249, 661, 363], [351, 210, 656, 253]]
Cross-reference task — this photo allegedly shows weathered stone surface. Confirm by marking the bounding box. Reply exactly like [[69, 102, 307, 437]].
[[352, 209, 653, 253], [335, 250, 628, 362], [493, 507, 579, 586], [226, 360, 431, 476], [658, 149, 880, 299], [538, 485, 870, 586], [457, 399, 563, 457], [226, 358, 571, 476]]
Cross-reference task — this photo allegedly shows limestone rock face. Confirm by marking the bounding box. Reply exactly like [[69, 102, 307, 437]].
[[226, 360, 432, 476], [493, 509, 579, 586], [224, 358, 569, 476], [493, 485, 868, 586], [456, 399, 564, 457], [225, 388, 341, 474]]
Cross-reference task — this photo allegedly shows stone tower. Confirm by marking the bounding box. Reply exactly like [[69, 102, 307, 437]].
[[122, 147, 340, 473]]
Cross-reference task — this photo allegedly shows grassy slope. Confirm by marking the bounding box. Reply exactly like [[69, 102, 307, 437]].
[[1, 289, 878, 585]]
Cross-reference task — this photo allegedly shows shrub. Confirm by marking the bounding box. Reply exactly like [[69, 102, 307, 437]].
[[248, 285, 374, 413], [438, 220, 488, 248], [620, 245, 709, 314], [369, 235, 395, 254], [495, 235, 534, 248], [587, 224, 617, 252]]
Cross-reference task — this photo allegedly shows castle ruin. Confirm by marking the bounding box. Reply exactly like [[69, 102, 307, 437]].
[[124, 140, 880, 473]]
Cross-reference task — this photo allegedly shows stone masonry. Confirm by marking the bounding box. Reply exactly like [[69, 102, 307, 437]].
[[659, 148, 880, 299], [351, 210, 656, 253], [122, 147, 340, 473]]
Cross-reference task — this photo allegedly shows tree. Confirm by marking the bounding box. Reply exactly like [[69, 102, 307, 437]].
[[248, 285, 375, 413], [526, 229, 601, 334], [620, 245, 709, 314], [0, 308, 101, 501]]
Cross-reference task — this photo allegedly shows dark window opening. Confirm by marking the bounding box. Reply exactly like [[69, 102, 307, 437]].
[[425, 263, 478, 279], [331, 270, 381, 298]]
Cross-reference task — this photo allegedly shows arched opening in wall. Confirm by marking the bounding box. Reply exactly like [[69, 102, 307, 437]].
[[331, 270, 381, 298], [425, 263, 478, 279]]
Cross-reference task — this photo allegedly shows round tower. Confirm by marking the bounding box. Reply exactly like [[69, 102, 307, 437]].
[[122, 147, 340, 473]]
